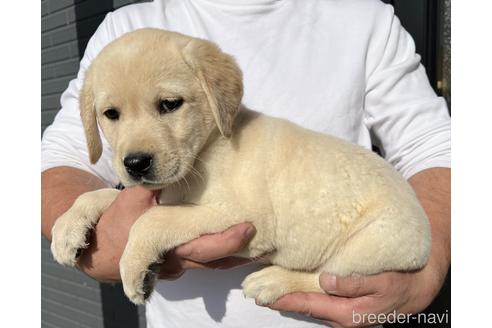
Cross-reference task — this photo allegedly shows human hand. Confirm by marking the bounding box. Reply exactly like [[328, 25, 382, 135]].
[[77, 185, 159, 281], [158, 222, 255, 280], [264, 256, 447, 327]]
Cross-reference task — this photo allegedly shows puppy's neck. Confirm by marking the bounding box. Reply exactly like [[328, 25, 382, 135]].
[[157, 182, 187, 205]]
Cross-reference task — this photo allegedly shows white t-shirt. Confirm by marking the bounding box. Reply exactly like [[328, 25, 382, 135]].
[[41, 0, 451, 327]]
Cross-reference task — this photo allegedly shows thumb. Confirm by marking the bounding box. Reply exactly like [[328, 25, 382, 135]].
[[319, 273, 376, 297]]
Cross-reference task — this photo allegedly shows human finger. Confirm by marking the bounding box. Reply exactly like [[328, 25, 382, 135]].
[[320, 272, 395, 297], [175, 222, 256, 262], [267, 292, 360, 326]]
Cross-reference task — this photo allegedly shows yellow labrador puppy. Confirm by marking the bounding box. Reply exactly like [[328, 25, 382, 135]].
[[51, 28, 431, 305]]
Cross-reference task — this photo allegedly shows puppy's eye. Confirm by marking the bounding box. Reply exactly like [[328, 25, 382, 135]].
[[159, 98, 183, 114], [103, 108, 120, 120]]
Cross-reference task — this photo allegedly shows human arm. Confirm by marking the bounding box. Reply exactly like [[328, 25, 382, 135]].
[[265, 167, 450, 327], [41, 167, 107, 241], [42, 166, 255, 282], [42, 184, 255, 282], [41, 166, 154, 281]]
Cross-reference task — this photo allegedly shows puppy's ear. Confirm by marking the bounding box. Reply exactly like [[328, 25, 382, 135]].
[[181, 39, 243, 138], [79, 72, 102, 164]]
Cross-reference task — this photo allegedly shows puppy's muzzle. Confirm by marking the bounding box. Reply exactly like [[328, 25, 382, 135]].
[[124, 153, 153, 179]]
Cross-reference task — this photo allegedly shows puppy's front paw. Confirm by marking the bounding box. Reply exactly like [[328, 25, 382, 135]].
[[50, 209, 94, 267], [120, 251, 161, 304], [120, 263, 159, 304], [50, 188, 119, 267]]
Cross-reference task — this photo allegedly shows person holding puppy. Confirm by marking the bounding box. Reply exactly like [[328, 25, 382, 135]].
[[41, 0, 450, 327]]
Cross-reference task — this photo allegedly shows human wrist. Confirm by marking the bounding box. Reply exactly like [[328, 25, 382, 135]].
[[75, 186, 158, 282], [406, 168, 450, 311], [76, 221, 123, 282], [406, 246, 449, 314]]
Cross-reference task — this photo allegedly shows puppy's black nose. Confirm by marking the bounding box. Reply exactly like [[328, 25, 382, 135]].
[[124, 153, 153, 178]]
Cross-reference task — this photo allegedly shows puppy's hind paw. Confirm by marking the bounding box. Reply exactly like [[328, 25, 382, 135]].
[[242, 265, 323, 305], [242, 266, 291, 305]]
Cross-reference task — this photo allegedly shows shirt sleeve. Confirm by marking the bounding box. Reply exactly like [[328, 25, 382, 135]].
[[363, 4, 451, 180], [41, 12, 120, 187]]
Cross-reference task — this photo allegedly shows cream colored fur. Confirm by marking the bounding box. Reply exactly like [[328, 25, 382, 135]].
[[51, 29, 431, 305]]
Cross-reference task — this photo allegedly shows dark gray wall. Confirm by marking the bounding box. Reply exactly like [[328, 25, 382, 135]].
[[42, 1, 147, 327]]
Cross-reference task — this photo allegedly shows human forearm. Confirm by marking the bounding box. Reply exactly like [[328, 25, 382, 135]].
[[407, 167, 451, 307], [42, 166, 156, 282], [41, 166, 107, 240], [42, 166, 254, 282]]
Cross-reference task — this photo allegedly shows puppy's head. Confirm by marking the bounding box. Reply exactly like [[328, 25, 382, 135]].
[[80, 28, 243, 188]]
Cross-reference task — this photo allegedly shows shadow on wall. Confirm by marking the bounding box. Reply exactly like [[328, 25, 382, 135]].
[[74, 0, 114, 59], [100, 284, 140, 328]]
